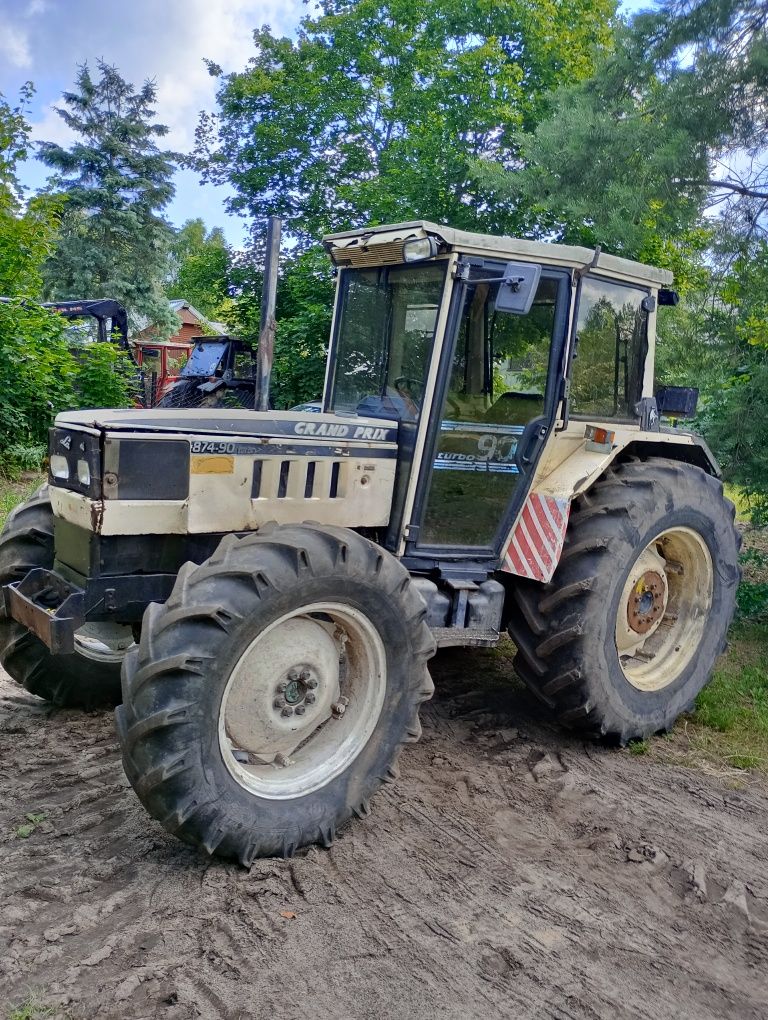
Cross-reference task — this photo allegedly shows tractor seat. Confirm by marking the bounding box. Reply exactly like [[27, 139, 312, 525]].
[[484, 391, 544, 426]]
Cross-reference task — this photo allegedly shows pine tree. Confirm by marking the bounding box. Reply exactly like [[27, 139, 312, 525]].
[[39, 61, 179, 336]]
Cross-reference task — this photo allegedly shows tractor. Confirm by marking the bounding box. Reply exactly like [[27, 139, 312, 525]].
[[0, 221, 739, 863]]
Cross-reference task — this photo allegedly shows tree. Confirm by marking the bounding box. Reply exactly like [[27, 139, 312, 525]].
[[225, 246, 333, 407], [0, 85, 76, 464], [476, 0, 768, 256], [39, 61, 179, 336], [196, 0, 615, 247], [166, 218, 231, 320]]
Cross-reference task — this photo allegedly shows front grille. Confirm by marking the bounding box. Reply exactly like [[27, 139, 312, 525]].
[[48, 428, 101, 498], [330, 239, 405, 268]]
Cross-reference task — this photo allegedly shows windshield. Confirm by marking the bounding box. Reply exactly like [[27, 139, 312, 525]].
[[182, 341, 227, 378], [328, 262, 447, 420]]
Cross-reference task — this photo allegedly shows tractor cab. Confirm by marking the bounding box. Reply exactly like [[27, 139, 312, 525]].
[[157, 336, 256, 408], [320, 221, 680, 568]]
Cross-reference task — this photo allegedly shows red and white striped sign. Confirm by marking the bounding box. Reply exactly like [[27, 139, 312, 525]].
[[501, 493, 570, 583]]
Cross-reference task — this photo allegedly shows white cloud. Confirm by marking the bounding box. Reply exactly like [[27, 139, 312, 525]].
[[1, 0, 304, 241], [0, 19, 32, 67], [30, 100, 74, 146], [16, 0, 301, 150]]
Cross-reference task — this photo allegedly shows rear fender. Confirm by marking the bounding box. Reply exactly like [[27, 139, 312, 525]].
[[498, 422, 720, 583]]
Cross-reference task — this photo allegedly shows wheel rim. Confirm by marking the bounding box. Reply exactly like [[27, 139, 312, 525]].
[[218, 602, 387, 800], [615, 527, 714, 692], [73, 621, 135, 664]]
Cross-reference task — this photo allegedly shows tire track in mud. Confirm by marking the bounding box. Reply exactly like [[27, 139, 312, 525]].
[[1, 646, 767, 1020]]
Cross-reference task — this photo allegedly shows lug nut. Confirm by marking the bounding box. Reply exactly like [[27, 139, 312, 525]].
[[281, 707, 294, 718], [288, 669, 299, 681], [305, 692, 316, 704], [273, 698, 285, 709], [306, 677, 318, 689], [277, 682, 287, 693], [295, 705, 306, 716], [300, 669, 311, 681]]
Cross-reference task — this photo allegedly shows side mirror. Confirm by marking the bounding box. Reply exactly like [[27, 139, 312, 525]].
[[494, 262, 542, 315], [658, 288, 680, 306], [656, 385, 698, 418]]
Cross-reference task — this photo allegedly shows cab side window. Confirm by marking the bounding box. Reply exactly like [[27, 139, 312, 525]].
[[570, 277, 649, 420]]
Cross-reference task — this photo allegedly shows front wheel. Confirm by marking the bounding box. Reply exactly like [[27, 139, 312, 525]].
[[115, 525, 435, 863], [508, 458, 740, 742]]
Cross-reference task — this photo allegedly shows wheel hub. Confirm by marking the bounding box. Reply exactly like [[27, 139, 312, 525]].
[[218, 602, 387, 800], [627, 570, 666, 634], [615, 527, 714, 692], [224, 617, 342, 764]]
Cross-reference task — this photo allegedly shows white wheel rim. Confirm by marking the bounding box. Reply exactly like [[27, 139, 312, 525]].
[[73, 621, 134, 664], [615, 527, 714, 692], [218, 602, 387, 800]]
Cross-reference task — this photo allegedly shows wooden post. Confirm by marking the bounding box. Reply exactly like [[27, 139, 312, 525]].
[[255, 216, 281, 411]]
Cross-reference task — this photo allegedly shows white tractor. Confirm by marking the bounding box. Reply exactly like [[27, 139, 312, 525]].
[[0, 221, 739, 862]]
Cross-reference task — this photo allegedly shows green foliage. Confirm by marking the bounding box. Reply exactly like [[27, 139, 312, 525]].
[[627, 739, 649, 756], [167, 218, 231, 320], [0, 86, 81, 462], [71, 340, 137, 409], [736, 580, 768, 621], [476, 1, 768, 256], [6, 994, 56, 1020], [14, 811, 47, 839], [197, 0, 615, 247], [39, 61, 179, 338], [271, 249, 334, 407], [695, 648, 768, 756], [0, 443, 46, 480], [227, 247, 334, 408]]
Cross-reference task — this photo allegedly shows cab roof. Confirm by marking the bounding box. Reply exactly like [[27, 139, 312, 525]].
[[323, 220, 673, 289]]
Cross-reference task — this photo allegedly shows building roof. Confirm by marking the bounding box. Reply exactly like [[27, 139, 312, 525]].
[[323, 220, 674, 288], [132, 299, 227, 338], [168, 299, 227, 334]]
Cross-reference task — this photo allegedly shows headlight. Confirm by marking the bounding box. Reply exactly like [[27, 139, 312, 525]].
[[403, 236, 440, 263], [50, 454, 69, 480], [48, 427, 101, 497]]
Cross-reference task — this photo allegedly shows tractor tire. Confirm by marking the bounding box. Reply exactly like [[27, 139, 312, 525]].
[[115, 524, 435, 863], [0, 485, 125, 708], [507, 458, 740, 742]]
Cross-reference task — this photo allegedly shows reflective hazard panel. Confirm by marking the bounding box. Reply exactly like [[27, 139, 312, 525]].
[[501, 493, 570, 583]]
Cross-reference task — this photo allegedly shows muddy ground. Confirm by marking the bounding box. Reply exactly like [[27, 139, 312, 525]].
[[1, 644, 767, 1020]]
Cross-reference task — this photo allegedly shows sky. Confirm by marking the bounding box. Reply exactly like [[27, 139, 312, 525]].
[[0, 0, 306, 245], [1, 0, 650, 248]]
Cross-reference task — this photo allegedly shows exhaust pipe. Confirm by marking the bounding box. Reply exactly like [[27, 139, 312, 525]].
[[254, 215, 281, 411]]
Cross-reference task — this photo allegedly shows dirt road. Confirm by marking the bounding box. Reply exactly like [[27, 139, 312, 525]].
[[1, 644, 766, 1020]]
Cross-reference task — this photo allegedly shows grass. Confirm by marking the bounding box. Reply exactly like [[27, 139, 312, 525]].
[[0, 474, 45, 530], [672, 620, 768, 773], [13, 812, 47, 839], [6, 993, 56, 1020]]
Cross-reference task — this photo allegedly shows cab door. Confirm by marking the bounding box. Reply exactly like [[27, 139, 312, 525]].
[[407, 261, 570, 559]]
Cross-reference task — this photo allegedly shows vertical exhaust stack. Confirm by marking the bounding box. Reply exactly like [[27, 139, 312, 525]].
[[255, 216, 282, 411]]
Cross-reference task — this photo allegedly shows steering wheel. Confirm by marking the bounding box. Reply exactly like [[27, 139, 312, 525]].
[[394, 376, 425, 407]]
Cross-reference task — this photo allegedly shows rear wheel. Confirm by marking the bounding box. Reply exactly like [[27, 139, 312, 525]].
[[115, 524, 435, 862], [507, 458, 740, 742], [0, 486, 127, 708]]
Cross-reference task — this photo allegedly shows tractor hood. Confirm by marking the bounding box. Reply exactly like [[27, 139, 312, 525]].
[[54, 407, 399, 445], [48, 407, 400, 537]]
